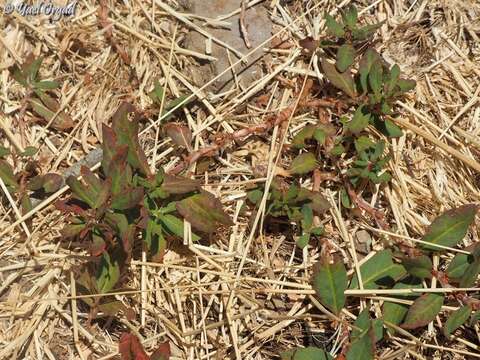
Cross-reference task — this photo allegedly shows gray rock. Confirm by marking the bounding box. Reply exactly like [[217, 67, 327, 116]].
[[183, 0, 272, 91]]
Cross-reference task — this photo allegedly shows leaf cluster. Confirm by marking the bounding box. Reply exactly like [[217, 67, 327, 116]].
[[56, 102, 232, 317], [247, 178, 329, 249], [292, 204, 479, 359], [10, 55, 73, 130]]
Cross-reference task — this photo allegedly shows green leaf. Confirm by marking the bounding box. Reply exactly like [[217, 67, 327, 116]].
[[160, 214, 200, 241], [96, 252, 120, 293], [289, 152, 317, 175], [347, 322, 375, 360], [148, 79, 165, 105], [161, 174, 200, 194], [401, 294, 444, 329], [301, 204, 314, 230], [0, 160, 19, 190], [296, 234, 310, 249], [324, 14, 345, 37], [459, 255, 480, 287], [447, 244, 480, 281], [400, 254, 433, 279], [352, 21, 385, 41], [21, 146, 38, 157], [347, 106, 371, 134], [354, 136, 375, 153], [292, 125, 316, 148], [359, 49, 382, 94], [341, 5, 358, 29], [385, 65, 400, 95], [28, 96, 74, 131], [369, 61, 383, 99], [321, 59, 356, 98], [281, 347, 331, 360], [444, 305, 471, 337], [66, 176, 97, 208], [176, 192, 233, 233], [336, 44, 355, 72], [382, 278, 423, 330], [33, 80, 60, 89], [312, 259, 347, 314], [396, 78, 416, 93], [111, 102, 151, 176], [340, 188, 351, 208], [314, 128, 326, 144], [330, 144, 345, 156], [352, 309, 383, 342], [0, 146, 10, 158], [165, 95, 191, 111], [111, 187, 143, 210], [350, 250, 406, 289], [247, 189, 263, 204], [421, 204, 479, 251], [372, 117, 403, 138]]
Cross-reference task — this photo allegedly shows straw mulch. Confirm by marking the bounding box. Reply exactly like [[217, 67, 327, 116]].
[[1, 0, 480, 359]]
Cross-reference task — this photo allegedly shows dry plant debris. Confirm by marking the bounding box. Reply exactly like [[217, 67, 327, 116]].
[[1, 0, 480, 359]]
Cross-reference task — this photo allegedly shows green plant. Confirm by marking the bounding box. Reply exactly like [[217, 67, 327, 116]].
[[285, 204, 479, 359], [10, 55, 73, 130], [247, 178, 329, 249], [279, 6, 479, 359], [56, 102, 232, 318], [0, 144, 63, 217]]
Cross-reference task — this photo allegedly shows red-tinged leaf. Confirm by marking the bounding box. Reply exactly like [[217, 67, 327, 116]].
[[400, 254, 433, 279], [312, 259, 348, 314], [119, 333, 149, 360], [421, 205, 479, 251], [321, 58, 356, 98], [176, 192, 233, 233], [66, 176, 96, 208], [93, 178, 111, 209], [62, 223, 87, 238], [358, 49, 382, 94], [401, 294, 444, 329], [299, 36, 319, 54], [111, 102, 151, 176], [0, 159, 18, 190], [107, 146, 130, 195], [150, 342, 171, 360], [161, 174, 200, 194], [42, 173, 63, 193], [444, 305, 472, 337], [30, 91, 74, 130], [80, 166, 102, 194], [101, 124, 118, 173], [289, 152, 317, 175], [91, 233, 107, 256], [336, 44, 355, 72], [111, 187, 143, 210], [164, 123, 192, 150], [54, 200, 86, 216]]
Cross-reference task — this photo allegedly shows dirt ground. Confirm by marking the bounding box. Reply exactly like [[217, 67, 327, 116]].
[[1, 0, 480, 359]]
